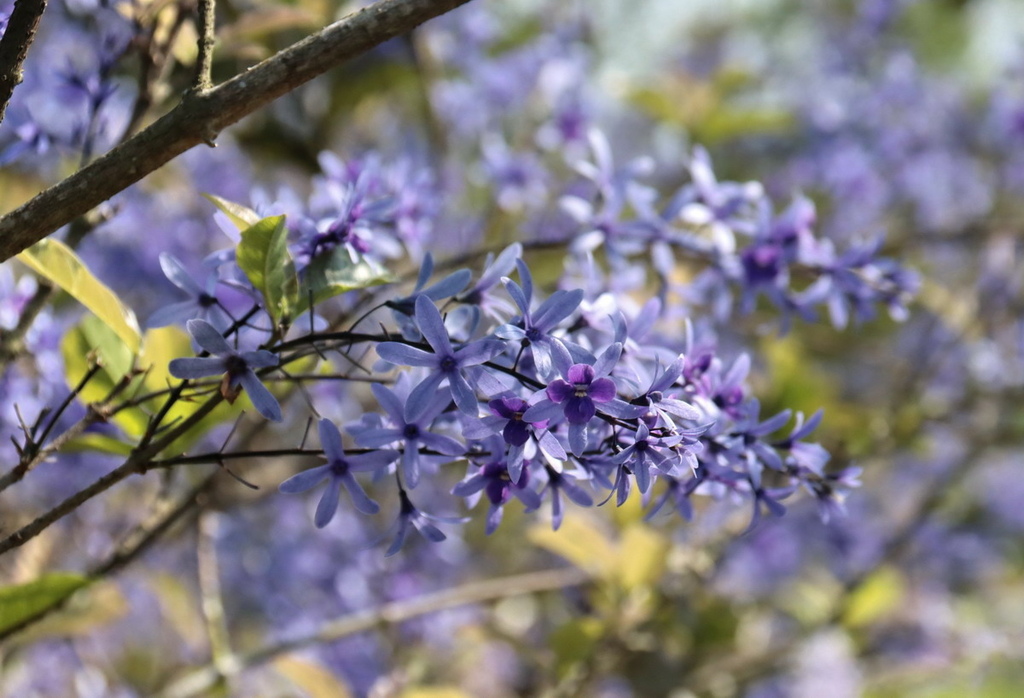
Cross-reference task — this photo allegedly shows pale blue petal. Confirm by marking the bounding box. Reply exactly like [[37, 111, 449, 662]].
[[147, 300, 199, 329], [448, 371, 479, 415], [423, 268, 472, 301], [453, 339, 506, 366], [402, 446, 420, 488], [347, 449, 400, 471], [317, 418, 345, 461], [532, 289, 583, 331], [594, 342, 622, 377], [187, 319, 233, 356], [502, 277, 530, 317], [169, 357, 225, 379], [405, 371, 446, 422], [340, 472, 379, 514], [414, 295, 453, 356], [278, 464, 331, 493], [514, 258, 534, 304], [160, 253, 204, 295], [238, 371, 283, 422], [418, 431, 465, 456], [354, 428, 402, 449], [568, 422, 587, 457], [452, 473, 487, 497], [314, 480, 341, 528], [242, 349, 279, 369], [522, 400, 562, 423], [369, 382, 406, 424], [376, 342, 438, 368]]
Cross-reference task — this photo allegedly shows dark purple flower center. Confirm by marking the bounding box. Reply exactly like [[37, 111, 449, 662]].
[[329, 458, 350, 476], [223, 354, 248, 377], [403, 424, 420, 440], [439, 356, 458, 373], [198, 292, 217, 308]]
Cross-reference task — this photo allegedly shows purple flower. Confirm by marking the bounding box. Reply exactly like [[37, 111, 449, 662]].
[[540, 466, 593, 531], [547, 363, 617, 425], [376, 295, 506, 419], [146, 253, 230, 331], [278, 419, 398, 527], [354, 381, 465, 489], [168, 319, 282, 422], [524, 342, 635, 456], [385, 489, 467, 557], [495, 258, 584, 376], [452, 436, 542, 534]]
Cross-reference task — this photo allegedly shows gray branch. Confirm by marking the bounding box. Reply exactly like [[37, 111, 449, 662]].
[[0, 0, 473, 262]]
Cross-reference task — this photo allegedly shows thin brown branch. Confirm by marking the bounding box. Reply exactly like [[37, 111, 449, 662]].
[[0, 0, 48, 127], [0, 0, 475, 262], [194, 0, 216, 91], [0, 473, 218, 643], [158, 566, 591, 698]]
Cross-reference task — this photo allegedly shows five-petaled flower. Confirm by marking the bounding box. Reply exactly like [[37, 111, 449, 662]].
[[168, 319, 283, 422], [278, 418, 398, 527], [376, 294, 506, 419]]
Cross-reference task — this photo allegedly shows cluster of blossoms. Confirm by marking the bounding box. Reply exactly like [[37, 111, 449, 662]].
[[166, 204, 864, 552]]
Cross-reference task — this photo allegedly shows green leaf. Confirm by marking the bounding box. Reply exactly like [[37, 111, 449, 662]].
[[299, 246, 395, 311], [62, 315, 148, 437], [18, 239, 140, 354], [202, 193, 261, 231], [843, 566, 905, 628], [0, 573, 90, 635], [62, 433, 134, 456], [235, 215, 299, 327]]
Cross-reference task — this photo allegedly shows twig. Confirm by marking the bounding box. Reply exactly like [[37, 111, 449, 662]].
[[193, 0, 216, 92], [0, 0, 476, 261], [0, 0, 48, 127], [157, 566, 591, 698], [0, 472, 218, 643], [196, 512, 234, 687]]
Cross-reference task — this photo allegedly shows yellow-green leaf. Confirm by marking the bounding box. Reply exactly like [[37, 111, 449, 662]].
[[0, 573, 89, 635], [843, 566, 905, 628], [203, 193, 261, 231], [18, 239, 140, 353], [273, 656, 354, 698], [616, 524, 669, 591], [236, 215, 298, 327], [528, 517, 614, 577]]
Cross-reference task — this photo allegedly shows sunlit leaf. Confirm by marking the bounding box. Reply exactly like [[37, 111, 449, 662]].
[[62, 316, 148, 437], [550, 617, 604, 678], [18, 238, 141, 354], [299, 246, 395, 311], [528, 518, 614, 577], [236, 215, 299, 327], [0, 573, 89, 636], [5, 579, 127, 646], [616, 524, 669, 591], [273, 656, 354, 698], [843, 566, 905, 628], [203, 193, 261, 231]]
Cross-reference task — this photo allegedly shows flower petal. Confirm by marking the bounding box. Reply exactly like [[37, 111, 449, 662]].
[[241, 349, 279, 369], [369, 382, 406, 424], [187, 318, 233, 356], [588, 377, 617, 402], [169, 356, 225, 380], [317, 418, 344, 461], [448, 371, 479, 415], [414, 294, 453, 356], [238, 370, 283, 422], [278, 464, 331, 493], [159, 253, 204, 295], [545, 379, 573, 404], [453, 339, 506, 366], [405, 371, 446, 422], [567, 363, 595, 385], [314, 479, 342, 528], [376, 342, 438, 368], [340, 472, 380, 515]]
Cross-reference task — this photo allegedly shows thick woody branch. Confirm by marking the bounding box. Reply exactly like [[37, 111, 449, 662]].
[[0, 0, 473, 262], [0, 0, 48, 127]]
